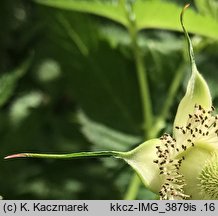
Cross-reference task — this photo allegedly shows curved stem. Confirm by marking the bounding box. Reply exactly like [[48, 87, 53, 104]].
[[180, 4, 196, 70], [151, 5, 194, 137]]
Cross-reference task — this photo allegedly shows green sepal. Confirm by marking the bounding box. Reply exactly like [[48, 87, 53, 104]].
[[4, 151, 124, 160], [5, 139, 162, 195], [121, 139, 162, 194], [173, 68, 212, 133], [173, 5, 212, 137]]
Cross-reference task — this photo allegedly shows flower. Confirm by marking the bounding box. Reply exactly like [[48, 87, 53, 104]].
[[123, 89, 218, 200], [155, 105, 218, 199], [4, 5, 218, 200], [122, 5, 218, 200]]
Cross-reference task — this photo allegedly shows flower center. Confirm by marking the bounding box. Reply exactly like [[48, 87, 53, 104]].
[[198, 153, 218, 199], [154, 105, 218, 200]]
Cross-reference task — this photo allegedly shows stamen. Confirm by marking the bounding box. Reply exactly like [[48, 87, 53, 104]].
[[154, 104, 218, 200]]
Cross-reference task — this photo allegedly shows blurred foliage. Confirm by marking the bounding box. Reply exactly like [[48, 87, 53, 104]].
[[1, 0, 218, 199]]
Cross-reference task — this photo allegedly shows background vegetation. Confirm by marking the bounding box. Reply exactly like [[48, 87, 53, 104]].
[[1, 0, 218, 199]]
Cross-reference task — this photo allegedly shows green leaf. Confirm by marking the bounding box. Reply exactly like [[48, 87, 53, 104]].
[[67, 40, 142, 134], [194, 0, 218, 19], [173, 5, 212, 135], [134, 0, 218, 39], [35, 0, 127, 26], [31, 9, 143, 134], [35, 0, 218, 40], [77, 111, 141, 151], [0, 58, 31, 107], [194, 0, 211, 16]]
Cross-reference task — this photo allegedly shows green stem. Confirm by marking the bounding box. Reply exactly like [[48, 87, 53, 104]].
[[122, 1, 153, 137], [130, 24, 153, 137], [120, 0, 153, 200], [133, 40, 153, 136], [124, 173, 141, 200], [4, 151, 125, 160], [160, 65, 185, 120], [151, 63, 185, 137]]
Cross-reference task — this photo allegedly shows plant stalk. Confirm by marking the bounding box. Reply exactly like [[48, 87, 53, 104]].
[[124, 173, 141, 200], [121, 0, 153, 200], [150, 63, 185, 138], [129, 21, 153, 138]]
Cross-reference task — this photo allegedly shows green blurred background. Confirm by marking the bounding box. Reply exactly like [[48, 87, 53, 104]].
[[1, 0, 218, 199]]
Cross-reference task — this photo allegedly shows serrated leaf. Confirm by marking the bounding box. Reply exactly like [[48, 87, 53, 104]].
[[194, 0, 218, 19], [77, 111, 141, 151], [35, 0, 218, 40], [134, 0, 218, 39], [35, 0, 127, 26]]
